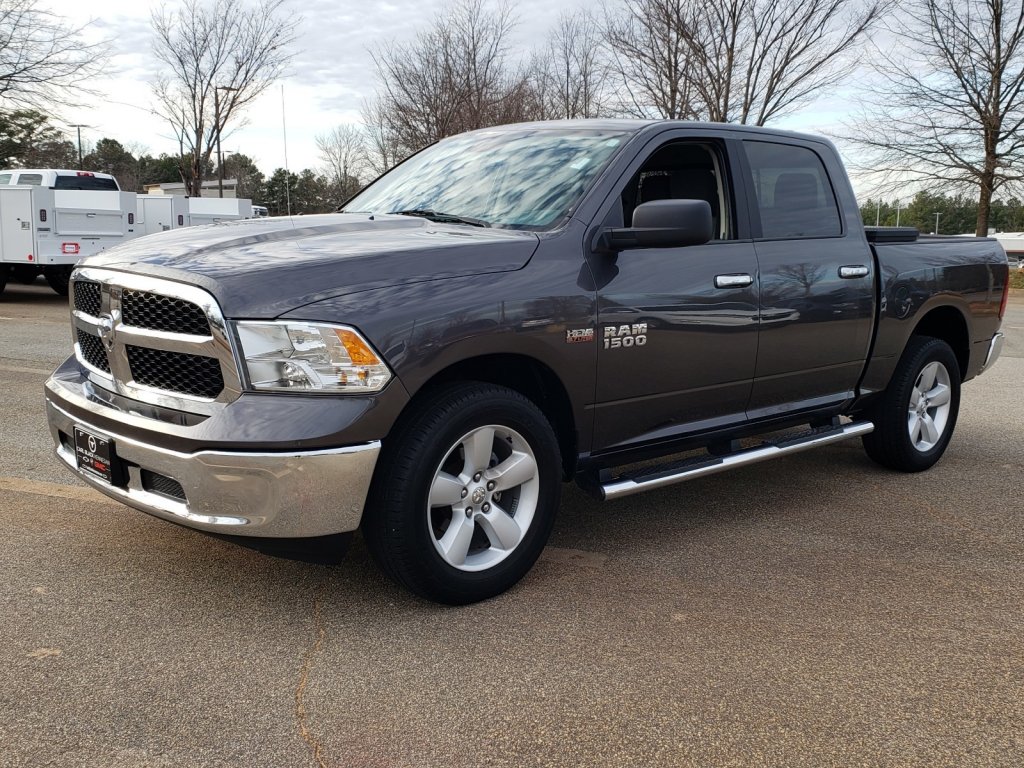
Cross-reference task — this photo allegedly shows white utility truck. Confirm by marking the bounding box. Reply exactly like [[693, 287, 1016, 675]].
[[0, 184, 137, 295], [0, 169, 257, 296]]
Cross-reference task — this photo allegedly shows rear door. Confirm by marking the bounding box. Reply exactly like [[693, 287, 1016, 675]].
[[741, 140, 875, 416], [591, 133, 759, 451]]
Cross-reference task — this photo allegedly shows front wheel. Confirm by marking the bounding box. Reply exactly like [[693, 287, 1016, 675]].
[[862, 336, 961, 472], [363, 382, 561, 605]]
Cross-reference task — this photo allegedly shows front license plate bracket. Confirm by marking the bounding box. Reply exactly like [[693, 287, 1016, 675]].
[[73, 426, 126, 487]]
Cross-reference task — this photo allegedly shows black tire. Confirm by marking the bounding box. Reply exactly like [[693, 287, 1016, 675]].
[[862, 335, 961, 472], [0, 266, 8, 296], [44, 266, 72, 297], [363, 382, 561, 605], [11, 265, 40, 285]]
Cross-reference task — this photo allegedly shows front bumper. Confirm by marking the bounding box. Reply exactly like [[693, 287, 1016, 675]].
[[44, 371, 383, 538]]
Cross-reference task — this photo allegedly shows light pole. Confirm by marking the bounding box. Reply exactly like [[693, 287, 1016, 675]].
[[214, 86, 237, 198], [875, 198, 881, 226], [895, 199, 902, 227], [934, 212, 941, 235], [68, 124, 89, 166]]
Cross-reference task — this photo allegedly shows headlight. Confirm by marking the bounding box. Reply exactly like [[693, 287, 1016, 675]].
[[235, 321, 392, 393]]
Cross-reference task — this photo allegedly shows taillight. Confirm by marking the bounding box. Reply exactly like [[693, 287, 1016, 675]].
[[999, 275, 1009, 320], [39, 209, 46, 222], [177, 214, 184, 226], [61, 243, 79, 255], [76, 172, 95, 177], [128, 213, 134, 225]]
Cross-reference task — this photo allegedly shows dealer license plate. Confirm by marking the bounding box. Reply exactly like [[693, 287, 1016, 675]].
[[74, 426, 115, 484]]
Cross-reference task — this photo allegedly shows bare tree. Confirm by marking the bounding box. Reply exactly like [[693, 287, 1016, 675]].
[[0, 0, 107, 109], [534, 11, 612, 119], [316, 124, 367, 201], [848, 0, 1024, 236], [604, 0, 696, 119], [151, 0, 299, 195], [360, 99, 406, 177], [366, 0, 540, 160], [604, 0, 881, 124]]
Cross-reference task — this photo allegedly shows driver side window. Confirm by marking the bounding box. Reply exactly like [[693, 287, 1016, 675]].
[[619, 142, 732, 240]]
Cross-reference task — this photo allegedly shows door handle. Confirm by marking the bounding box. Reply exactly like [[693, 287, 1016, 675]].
[[838, 265, 869, 278], [715, 274, 754, 289]]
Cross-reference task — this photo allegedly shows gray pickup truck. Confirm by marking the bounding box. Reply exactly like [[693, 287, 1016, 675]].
[[44, 120, 1009, 604]]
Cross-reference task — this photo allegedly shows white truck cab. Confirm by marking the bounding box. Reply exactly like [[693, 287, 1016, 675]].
[[0, 169, 120, 191]]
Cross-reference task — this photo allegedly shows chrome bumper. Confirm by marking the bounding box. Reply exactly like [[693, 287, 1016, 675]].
[[983, 331, 1005, 372], [45, 398, 380, 538]]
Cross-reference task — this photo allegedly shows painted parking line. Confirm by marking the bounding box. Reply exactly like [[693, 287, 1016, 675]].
[[0, 362, 53, 376], [0, 476, 104, 503]]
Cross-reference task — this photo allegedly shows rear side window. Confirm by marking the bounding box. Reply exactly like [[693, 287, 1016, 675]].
[[17, 173, 43, 186], [744, 141, 841, 239], [0, 174, 11, 184], [54, 175, 118, 191]]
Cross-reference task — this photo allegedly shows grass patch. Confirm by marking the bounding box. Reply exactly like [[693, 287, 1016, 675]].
[[1010, 270, 1024, 290]]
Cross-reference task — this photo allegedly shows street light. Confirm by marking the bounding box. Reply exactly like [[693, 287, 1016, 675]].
[[934, 212, 942, 235], [214, 86, 238, 198], [68, 124, 90, 167]]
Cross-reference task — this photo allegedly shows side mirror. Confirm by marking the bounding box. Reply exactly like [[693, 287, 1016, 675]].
[[599, 199, 713, 252]]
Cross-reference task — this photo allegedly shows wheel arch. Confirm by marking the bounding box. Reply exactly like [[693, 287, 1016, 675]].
[[398, 353, 578, 479], [910, 304, 970, 378]]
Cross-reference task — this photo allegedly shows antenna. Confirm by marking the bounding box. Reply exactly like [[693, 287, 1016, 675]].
[[281, 84, 291, 216]]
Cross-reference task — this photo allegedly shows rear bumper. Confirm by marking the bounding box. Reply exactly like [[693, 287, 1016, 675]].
[[983, 331, 1005, 372], [44, 376, 382, 538]]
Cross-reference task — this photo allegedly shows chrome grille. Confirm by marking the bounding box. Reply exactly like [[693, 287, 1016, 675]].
[[69, 268, 242, 414], [122, 289, 211, 336], [76, 329, 110, 373], [126, 346, 224, 398], [73, 281, 102, 316]]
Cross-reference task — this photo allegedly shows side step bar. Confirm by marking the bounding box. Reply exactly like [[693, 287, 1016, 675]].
[[592, 421, 874, 502]]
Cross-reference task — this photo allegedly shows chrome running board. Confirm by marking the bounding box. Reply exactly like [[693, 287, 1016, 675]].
[[593, 421, 874, 502]]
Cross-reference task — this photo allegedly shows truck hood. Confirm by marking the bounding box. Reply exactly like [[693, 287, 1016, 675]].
[[82, 213, 540, 317]]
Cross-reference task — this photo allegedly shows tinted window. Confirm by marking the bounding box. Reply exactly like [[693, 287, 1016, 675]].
[[744, 141, 841, 239], [54, 175, 118, 191], [17, 173, 43, 186], [619, 142, 731, 239]]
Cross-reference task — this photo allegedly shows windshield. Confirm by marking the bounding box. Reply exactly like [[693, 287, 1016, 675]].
[[343, 128, 630, 230]]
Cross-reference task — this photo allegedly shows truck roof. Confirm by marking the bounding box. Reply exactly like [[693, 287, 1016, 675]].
[[463, 118, 836, 146]]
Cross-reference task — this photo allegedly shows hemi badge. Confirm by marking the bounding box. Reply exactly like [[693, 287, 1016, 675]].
[[566, 328, 595, 344]]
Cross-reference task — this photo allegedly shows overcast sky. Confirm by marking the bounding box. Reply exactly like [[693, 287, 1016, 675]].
[[50, 0, 855, 181]]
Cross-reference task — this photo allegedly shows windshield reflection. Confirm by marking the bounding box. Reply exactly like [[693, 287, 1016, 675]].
[[343, 128, 629, 230]]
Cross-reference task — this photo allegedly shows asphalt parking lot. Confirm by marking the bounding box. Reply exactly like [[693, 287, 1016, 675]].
[[1, 281, 1022, 768]]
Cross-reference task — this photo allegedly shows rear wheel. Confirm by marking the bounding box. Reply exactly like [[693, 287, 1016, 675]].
[[862, 336, 961, 472], [44, 266, 72, 296], [363, 382, 561, 605], [0, 266, 8, 296]]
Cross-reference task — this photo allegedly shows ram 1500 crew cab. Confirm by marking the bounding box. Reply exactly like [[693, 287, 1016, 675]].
[[44, 121, 1009, 603]]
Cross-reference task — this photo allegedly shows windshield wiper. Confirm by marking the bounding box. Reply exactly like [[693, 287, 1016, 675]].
[[391, 209, 490, 228]]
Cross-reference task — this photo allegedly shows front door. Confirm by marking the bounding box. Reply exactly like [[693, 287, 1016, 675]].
[[592, 139, 759, 452]]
